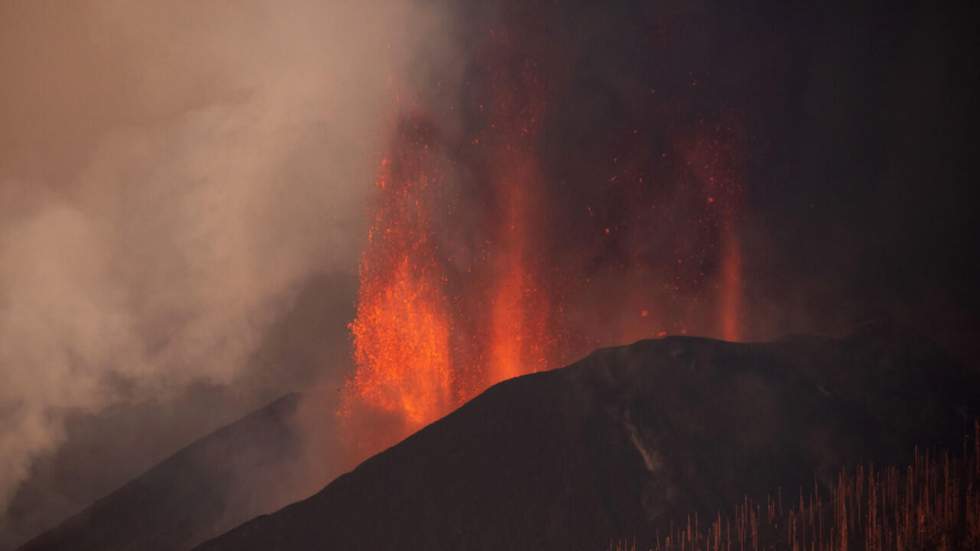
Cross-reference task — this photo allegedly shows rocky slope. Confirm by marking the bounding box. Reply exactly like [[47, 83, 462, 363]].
[[196, 323, 980, 550]]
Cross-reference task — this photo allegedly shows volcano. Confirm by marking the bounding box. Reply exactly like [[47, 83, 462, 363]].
[[181, 323, 978, 551]]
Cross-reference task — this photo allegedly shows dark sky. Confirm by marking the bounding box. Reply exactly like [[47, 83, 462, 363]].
[[348, 0, 979, 373], [436, 0, 979, 352], [1, 0, 977, 548]]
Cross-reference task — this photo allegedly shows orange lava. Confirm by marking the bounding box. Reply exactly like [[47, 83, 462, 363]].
[[489, 155, 552, 382], [681, 125, 745, 342], [719, 225, 742, 342], [344, 61, 558, 445], [485, 61, 554, 382], [343, 49, 747, 451], [345, 148, 452, 433]]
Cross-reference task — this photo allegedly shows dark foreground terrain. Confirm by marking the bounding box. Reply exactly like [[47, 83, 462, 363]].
[[191, 323, 978, 550]]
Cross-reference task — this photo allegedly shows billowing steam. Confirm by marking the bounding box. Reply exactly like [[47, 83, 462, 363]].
[[0, 0, 447, 514]]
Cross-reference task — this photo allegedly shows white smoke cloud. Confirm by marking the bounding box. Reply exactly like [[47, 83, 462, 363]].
[[0, 0, 449, 513]]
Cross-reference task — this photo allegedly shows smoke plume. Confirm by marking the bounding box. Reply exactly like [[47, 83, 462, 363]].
[[0, 0, 447, 517]]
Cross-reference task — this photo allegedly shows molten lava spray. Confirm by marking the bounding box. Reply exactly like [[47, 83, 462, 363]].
[[682, 123, 745, 343], [719, 227, 742, 342], [345, 128, 453, 436], [342, 52, 562, 451], [488, 160, 550, 382], [342, 38, 746, 453], [484, 59, 554, 383]]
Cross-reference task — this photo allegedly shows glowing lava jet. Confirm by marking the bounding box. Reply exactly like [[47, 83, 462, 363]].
[[342, 54, 745, 454], [342, 65, 559, 451], [344, 124, 454, 437]]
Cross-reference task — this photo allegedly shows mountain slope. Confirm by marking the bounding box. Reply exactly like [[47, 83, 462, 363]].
[[197, 324, 980, 551], [18, 394, 324, 551]]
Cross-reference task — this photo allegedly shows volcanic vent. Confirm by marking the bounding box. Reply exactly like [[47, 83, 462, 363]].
[[340, 22, 747, 454]]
